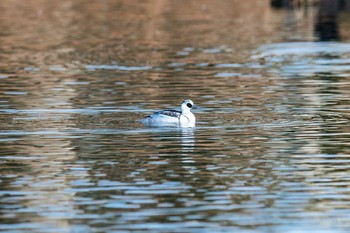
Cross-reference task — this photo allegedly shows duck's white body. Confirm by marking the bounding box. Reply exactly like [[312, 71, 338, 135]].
[[142, 100, 196, 127]]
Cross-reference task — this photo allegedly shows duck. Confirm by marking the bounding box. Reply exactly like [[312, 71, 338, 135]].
[[141, 99, 196, 127]]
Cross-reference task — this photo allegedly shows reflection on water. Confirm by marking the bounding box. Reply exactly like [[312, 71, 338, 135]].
[[253, 42, 350, 76], [2, 0, 350, 232]]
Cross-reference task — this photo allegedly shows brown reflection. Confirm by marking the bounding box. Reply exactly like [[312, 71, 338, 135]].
[[0, 136, 78, 230], [0, 0, 285, 122], [0, 0, 280, 67]]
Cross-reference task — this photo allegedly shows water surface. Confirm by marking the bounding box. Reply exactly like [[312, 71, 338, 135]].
[[2, 1, 350, 232]]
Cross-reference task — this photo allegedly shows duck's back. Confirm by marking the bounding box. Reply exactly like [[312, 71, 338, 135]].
[[152, 110, 181, 119], [142, 109, 181, 125]]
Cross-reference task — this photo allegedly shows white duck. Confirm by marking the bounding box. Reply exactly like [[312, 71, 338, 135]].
[[142, 99, 196, 127]]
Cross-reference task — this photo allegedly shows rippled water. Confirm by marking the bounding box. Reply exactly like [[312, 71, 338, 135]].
[[2, 1, 350, 232]]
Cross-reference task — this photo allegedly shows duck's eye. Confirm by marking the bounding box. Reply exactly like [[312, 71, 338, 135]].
[[186, 103, 192, 108]]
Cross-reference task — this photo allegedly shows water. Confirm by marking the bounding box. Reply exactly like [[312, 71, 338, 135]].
[[2, 0, 350, 232]]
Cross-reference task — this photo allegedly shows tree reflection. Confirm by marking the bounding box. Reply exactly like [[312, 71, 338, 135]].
[[271, 0, 350, 41]]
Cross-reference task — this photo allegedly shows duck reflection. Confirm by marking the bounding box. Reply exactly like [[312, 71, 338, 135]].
[[146, 126, 196, 154], [179, 127, 196, 153]]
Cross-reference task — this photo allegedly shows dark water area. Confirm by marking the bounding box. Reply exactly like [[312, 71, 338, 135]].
[[2, 0, 350, 232]]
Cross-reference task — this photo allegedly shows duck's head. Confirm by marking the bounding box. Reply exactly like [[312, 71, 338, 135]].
[[181, 99, 196, 113]]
